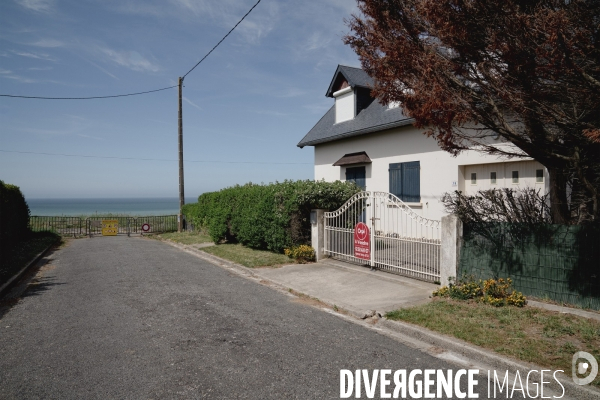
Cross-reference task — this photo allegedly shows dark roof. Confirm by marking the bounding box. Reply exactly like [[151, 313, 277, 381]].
[[333, 151, 372, 166], [298, 65, 414, 148], [325, 65, 374, 97], [297, 100, 414, 148]]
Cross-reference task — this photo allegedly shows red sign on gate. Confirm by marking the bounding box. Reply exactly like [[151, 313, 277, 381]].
[[354, 222, 370, 260]]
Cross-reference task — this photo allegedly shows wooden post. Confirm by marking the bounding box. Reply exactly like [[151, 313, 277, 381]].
[[178, 77, 185, 232]]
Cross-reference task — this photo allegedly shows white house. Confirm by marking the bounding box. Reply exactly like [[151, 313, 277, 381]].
[[298, 65, 549, 221]]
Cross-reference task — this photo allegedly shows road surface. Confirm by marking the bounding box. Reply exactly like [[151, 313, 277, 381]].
[[0, 236, 485, 399]]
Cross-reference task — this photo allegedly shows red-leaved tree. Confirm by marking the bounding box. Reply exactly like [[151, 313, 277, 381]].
[[345, 0, 600, 224]]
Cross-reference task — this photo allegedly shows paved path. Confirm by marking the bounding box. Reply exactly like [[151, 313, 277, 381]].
[[1, 237, 488, 399], [254, 259, 436, 317]]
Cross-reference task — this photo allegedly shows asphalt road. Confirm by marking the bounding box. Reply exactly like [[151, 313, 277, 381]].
[[0, 236, 487, 399]]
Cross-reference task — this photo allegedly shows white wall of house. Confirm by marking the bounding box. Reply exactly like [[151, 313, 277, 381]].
[[462, 161, 548, 196], [334, 87, 355, 123], [313, 125, 547, 221]]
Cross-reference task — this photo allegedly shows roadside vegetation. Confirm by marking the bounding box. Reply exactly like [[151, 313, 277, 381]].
[[1, 180, 60, 286], [149, 231, 297, 268], [1, 232, 60, 285], [182, 180, 360, 253], [386, 299, 600, 387], [152, 230, 212, 245], [200, 244, 294, 268]]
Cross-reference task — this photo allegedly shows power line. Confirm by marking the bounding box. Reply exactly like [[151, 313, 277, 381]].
[[0, 85, 177, 100], [0, 0, 262, 99], [182, 0, 262, 79], [0, 149, 311, 165]]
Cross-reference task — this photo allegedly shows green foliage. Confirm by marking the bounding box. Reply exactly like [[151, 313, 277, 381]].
[[1, 231, 59, 285], [0, 180, 31, 243], [433, 276, 527, 307], [284, 245, 316, 263], [184, 180, 361, 253]]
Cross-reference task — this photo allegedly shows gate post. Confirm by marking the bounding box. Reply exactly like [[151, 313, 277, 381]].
[[310, 209, 326, 261], [440, 214, 463, 286]]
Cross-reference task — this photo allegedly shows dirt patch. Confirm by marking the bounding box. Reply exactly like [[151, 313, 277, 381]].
[[427, 346, 446, 355], [289, 289, 328, 308], [287, 288, 352, 316], [39, 264, 56, 272]]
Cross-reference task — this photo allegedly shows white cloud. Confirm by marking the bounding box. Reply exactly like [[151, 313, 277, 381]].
[[16, 115, 95, 137], [97, 47, 160, 73], [276, 87, 306, 98], [115, 0, 277, 45], [77, 133, 104, 141], [81, 57, 119, 80], [302, 32, 333, 52], [30, 38, 64, 48], [183, 96, 202, 111], [0, 70, 36, 83], [303, 100, 333, 115], [252, 109, 288, 117], [11, 50, 56, 61], [15, 0, 54, 13]]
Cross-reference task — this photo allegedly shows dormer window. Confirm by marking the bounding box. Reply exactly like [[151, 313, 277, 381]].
[[325, 65, 376, 124], [333, 86, 355, 124]]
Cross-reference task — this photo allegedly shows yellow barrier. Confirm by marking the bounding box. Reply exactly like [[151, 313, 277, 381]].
[[101, 219, 118, 236]]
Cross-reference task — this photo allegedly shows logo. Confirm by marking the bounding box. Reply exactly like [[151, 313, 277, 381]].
[[355, 222, 368, 240], [572, 351, 598, 385]]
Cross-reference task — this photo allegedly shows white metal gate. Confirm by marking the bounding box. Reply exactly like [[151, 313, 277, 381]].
[[324, 191, 441, 282]]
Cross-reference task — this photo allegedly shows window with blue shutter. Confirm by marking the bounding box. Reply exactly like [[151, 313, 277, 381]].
[[346, 166, 366, 190], [389, 161, 420, 202]]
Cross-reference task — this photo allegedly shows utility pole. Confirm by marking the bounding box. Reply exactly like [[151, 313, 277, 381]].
[[178, 77, 185, 232]]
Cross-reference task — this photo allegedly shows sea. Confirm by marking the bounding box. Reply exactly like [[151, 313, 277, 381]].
[[27, 197, 198, 217]]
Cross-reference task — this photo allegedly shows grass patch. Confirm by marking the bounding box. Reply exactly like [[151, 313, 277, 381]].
[[386, 298, 600, 386], [0, 232, 60, 286], [200, 243, 294, 268], [151, 230, 212, 245]]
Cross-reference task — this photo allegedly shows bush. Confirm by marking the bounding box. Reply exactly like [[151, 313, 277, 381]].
[[184, 180, 361, 252], [433, 276, 527, 307], [0, 180, 30, 243], [284, 245, 316, 263], [441, 188, 551, 225]]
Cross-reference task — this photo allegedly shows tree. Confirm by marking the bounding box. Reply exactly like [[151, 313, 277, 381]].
[[345, 0, 600, 224]]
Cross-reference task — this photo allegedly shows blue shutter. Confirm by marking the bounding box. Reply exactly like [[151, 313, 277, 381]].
[[389, 161, 420, 202], [346, 167, 366, 190], [389, 163, 402, 198], [402, 161, 420, 202]]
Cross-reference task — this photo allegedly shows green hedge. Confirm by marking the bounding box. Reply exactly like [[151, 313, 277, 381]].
[[0, 180, 31, 243], [183, 180, 361, 253]]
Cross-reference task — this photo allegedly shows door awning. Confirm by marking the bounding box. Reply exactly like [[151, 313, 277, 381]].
[[333, 151, 372, 166]]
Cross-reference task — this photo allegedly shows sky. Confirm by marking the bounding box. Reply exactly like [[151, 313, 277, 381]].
[[0, 0, 362, 199]]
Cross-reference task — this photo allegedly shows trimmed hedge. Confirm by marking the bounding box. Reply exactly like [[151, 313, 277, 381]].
[[0, 180, 31, 243], [183, 180, 361, 253]]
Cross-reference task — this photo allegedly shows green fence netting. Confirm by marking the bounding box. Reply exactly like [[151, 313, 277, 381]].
[[459, 222, 600, 310]]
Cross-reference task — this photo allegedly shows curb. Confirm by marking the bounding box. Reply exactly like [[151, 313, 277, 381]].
[[378, 319, 600, 399], [0, 238, 59, 299], [161, 240, 600, 399], [528, 299, 600, 322]]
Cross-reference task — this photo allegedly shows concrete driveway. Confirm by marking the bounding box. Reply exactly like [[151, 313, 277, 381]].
[[253, 259, 436, 317]]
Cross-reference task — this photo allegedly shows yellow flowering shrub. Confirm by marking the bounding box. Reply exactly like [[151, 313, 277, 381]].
[[284, 245, 315, 263], [433, 276, 526, 307]]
